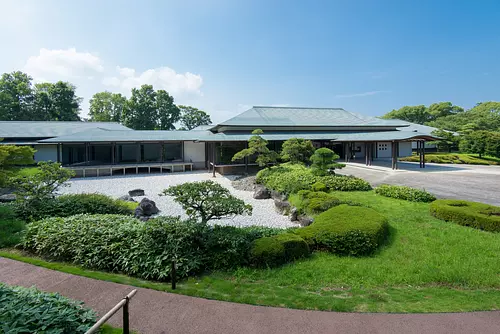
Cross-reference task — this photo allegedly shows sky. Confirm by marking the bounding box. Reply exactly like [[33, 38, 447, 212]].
[[1, 0, 499, 124]]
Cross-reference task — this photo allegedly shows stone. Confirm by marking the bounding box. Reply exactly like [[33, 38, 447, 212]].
[[270, 190, 287, 201], [119, 195, 136, 202], [289, 207, 298, 222], [128, 189, 145, 197], [134, 197, 160, 219], [253, 185, 271, 199], [298, 215, 313, 227], [0, 194, 16, 202], [274, 198, 291, 215]]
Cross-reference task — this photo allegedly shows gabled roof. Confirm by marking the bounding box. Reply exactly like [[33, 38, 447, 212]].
[[214, 106, 409, 128], [0, 121, 131, 138]]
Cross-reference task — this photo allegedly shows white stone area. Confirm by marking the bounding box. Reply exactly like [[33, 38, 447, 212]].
[[59, 171, 296, 228]]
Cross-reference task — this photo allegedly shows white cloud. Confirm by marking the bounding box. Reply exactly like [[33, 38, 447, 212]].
[[333, 90, 389, 98], [103, 66, 203, 97], [24, 48, 104, 80]]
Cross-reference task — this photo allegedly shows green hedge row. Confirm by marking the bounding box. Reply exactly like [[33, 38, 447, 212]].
[[430, 199, 500, 232], [375, 185, 436, 202], [295, 205, 389, 256], [15, 193, 137, 222], [250, 233, 310, 267], [256, 164, 371, 195], [22, 214, 285, 279], [0, 283, 97, 333]]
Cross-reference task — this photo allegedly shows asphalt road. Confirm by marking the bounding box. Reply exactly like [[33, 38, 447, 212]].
[[341, 162, 500, 206], [1, 257, 499, 334]]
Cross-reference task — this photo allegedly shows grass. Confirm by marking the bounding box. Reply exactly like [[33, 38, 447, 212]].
[[0, 205, 25, 248], [101, 324, 138, 334], [1, 191, 499, 313], [400, 152, 500, 165]]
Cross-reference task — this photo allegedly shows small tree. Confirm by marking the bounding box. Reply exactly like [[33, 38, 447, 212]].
[[231, 129, 278, 167], [310, 148, 345, 176], [280, 138, 315, 164], [430, 129, 459, 153], [10, 162, 75, 214], [459, 130, 491, 158], [0, 144, 35, 186], [161, 180, 252, 224]]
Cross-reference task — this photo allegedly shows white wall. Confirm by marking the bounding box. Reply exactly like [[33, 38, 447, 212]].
[[34, 145, 58, 162], [376, 142, 392, 158], [184, 141, 206, 169], [398, 142, 412, 157]]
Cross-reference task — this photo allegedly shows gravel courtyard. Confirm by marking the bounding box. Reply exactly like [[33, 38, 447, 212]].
[[60, 171, 296, 228]]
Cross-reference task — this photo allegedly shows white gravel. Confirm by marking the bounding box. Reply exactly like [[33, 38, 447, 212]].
[[60, 171, 297, 228]]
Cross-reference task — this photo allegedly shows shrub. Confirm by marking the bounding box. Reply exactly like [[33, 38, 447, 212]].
[[250, 233, 309, 267], [310, 147, 344, 176], [294, 190, 341, 215], [321, 175, 372, 191], [0, 283, 97, 333], [295, 205, 389, 256], [15, 193, 137, 222], [375, 185, 436, 202], [430, 199, 500, 232], [311, 181, 327, 192], [0, 204, 26, 248], [280, 138, 315, 164]]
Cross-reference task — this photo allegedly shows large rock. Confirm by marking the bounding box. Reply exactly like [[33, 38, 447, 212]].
[[119, 194, 136, 202], [270, 190, 286, 201], [298, 215, 313, 227], [0, 194, 16, 202], [134, 198, 160, 219], [289, 207, 298, 222], [253, 185, 271, 199], [128, 189, 145, 197], [274, 198, 291, 215]]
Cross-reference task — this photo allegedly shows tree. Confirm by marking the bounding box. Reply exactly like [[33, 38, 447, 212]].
[[156, 90, 180, 130], [232, 129, 279, 167], [123, 85, 157, 130], [310, 148, 344, 176], [161, 180, 252, 224], [89, 91, 127, 122], [280, 138, 315, 164], [381, 105, 430, 124], [0, 71, 34, 120], [459, 131, 491, 158], [427, 102, 464, 120], [178, 105, 212, 130], [430, 129, 460, 152], [0, 145, 35, 186]]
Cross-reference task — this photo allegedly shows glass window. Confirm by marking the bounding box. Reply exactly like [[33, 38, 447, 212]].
[[62, 144, 85, 166], [117, 144, 138, 163], [142, 143, 161, 162], [164, 142, 183, 161]]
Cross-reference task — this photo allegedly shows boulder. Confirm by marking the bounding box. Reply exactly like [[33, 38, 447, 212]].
[[128, 189, 145, 197], [119, 195, 136, 202], [134, 197, 160, 219], [274, 198, 291, 215], [0, 194, 16, 203], [298, 215, 313, 227], [253, 185, 271, 199], [289, 207, 298, 222], [270, 190, 286, 201]]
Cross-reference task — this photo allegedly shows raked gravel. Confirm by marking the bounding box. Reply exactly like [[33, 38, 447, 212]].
[[59, 171, 297, 228]]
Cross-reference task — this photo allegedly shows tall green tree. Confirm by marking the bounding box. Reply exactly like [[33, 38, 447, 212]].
[[123, 85, 157, 130], [381, 105, 430, 124], [0, 71, 34, 120], [232, 129, 278, 167], [459, 131, 492, 158], [88, 91, 127, 122], [178, 105, 212, 130], [157, 90, 180, 130], [32, 83, 53, 121], [428, 102, 464, 119], [47, 82, 81, 121], [280, 138, 315, 164]]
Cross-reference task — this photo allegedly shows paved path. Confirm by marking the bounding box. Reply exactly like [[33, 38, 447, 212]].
[[1, 258, 499, 334], [342, 162, 500, 206]]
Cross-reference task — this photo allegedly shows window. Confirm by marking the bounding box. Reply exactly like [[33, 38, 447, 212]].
[[164, 142, 183, 161], [378, 143, 388, 151]]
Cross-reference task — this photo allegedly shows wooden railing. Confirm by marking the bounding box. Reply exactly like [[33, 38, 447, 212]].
[[85, 289, 138, 334]]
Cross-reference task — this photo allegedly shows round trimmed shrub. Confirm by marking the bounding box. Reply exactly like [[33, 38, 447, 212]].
[[311, 181, 327, 192], [375, 185, 436, 202], [250, 233, 309, 267], [295, 205, 389, 256], [430, 199, 500, 232]]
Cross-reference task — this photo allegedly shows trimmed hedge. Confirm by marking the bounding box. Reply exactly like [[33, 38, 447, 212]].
[[250, 233, 310, 267], [295, 190, 341, 215], [321, 175, 372, 192], [15, 193, 137, 222], [430, 199, 500, 232], [295, 205, 389, 256], [0, 283, 97, 333], [375, 185, 436, 202], [22, 214, 285, 279]]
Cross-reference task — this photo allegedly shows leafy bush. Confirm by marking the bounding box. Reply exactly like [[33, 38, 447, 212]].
[[295, 205, 389, 256], [321, 175, 372, 191], [375, 185, 436, 202], [250, 233, 309, 267], [310, 147, 344, 176], [22, 214, 286, 279], [430, 199, 500, 232], [280, 138, 315, 164], [15, 193, 137, 222], [311, 181, 327, 192], [294, 190, 341, 215], [0, 283, 97, 333], [0, 204, 25, 248]]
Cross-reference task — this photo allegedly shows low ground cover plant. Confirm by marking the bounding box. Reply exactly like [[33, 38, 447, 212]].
[[15, 193, 137, 222], [250, 233, 310, 267], [430, 199, 500, 232], [0, 283, 97, 333], [295, 205, 389, 256], [375, 185, 436, 202], [400, 153, 500, 165], [22, 214, 285, 280]]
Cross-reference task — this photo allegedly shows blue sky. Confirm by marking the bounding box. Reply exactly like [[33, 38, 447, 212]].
[[1, 0, 499, 123]]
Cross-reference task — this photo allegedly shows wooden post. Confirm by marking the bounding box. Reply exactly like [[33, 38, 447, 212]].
[[212, 142, 216, 178], [391, 141, 396, 170], [57, 144, 61, 163], [122, 295, 130, 334], [136, 143, 141, 163], [171, 260, 176, 290], [85, 143, 89, 166], [365, 142, 369, 165], [422, 141, 426, 168], [161, 142, 165, 162], [111, 143, 115, 165]]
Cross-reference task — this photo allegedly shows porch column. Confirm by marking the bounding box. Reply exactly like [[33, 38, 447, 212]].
[[391, 141, 396, 170], [212, 142, 216, 178], [136, 142, 141, 163], [422, 141, 426, 168], [85, 143, 89, 166], [161, 142, 165, 162], [365, 142, 369, 166], [111, 142, 115, 165], [56, 144, 61, 163]]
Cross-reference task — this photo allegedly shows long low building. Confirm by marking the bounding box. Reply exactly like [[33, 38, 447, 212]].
[[1, 106, 437, 176]]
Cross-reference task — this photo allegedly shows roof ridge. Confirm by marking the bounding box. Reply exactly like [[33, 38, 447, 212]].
[[253, 106, 345, 110]]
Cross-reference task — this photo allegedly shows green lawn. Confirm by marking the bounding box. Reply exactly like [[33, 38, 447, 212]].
[[2, 191, 499, 313], [400, 153, 500, 165]]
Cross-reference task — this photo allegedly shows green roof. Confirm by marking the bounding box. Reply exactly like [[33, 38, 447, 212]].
[[0, 121, 130, 138], [215, 106, 409, 128]]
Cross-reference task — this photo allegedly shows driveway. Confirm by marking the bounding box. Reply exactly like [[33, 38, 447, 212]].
[[341, 162, 500, 206]]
